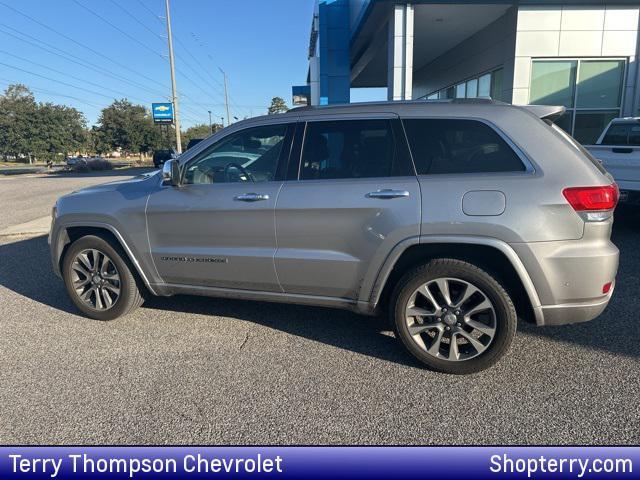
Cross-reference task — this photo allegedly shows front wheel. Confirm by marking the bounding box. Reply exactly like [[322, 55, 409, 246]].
[[62, 235, 144, 321], [391, 259, 517, 374]]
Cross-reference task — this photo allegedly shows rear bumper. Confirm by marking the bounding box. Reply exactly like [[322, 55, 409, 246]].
[[511, 232, 619, 326], [537, 285, 614, 326]]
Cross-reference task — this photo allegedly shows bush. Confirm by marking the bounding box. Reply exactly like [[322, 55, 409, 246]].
[[70, 157, 112, 172], [88, 158, 113, 171], [73, 162, 90, 173]]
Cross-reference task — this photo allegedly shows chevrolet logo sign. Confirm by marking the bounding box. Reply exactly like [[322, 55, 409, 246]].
[[155, 105, 170, 112]]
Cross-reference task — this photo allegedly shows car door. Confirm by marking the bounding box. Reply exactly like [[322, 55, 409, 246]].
[[146, 122, 294, 291], [274, 116, 421, 300]]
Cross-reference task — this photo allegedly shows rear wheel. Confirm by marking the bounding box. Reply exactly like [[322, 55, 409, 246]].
[[391, 259, 517, 374], [62, 235, 143, 320]]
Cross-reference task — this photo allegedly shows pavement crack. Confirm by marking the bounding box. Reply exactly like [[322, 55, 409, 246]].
[[239, 332, 249, 351]]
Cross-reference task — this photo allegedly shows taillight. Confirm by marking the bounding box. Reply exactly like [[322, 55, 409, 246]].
[[563, 184, 619, 221]]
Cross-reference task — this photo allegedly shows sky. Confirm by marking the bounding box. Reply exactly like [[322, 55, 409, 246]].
[[0, 0, 316, 128]]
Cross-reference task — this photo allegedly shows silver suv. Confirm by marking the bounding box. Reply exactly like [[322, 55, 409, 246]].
[[50, 100, 620, 374]]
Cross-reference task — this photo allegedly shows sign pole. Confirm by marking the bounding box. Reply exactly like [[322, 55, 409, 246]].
[[165, 0, 182, 154]]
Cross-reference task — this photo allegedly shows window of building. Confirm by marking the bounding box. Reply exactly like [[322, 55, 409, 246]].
[[422, 68, 503, 103], [530, 59, 625, 144], [300, 120, 400, 180], [466, 78, 478, 98], [478, 73, 491, 98], [184, 124, 287, 185], [403, 119, 526, 175], [490, 68, 503, 102]]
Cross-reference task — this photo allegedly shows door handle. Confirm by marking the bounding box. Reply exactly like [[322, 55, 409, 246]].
[[366, 189, 410, 199], [234, 193, 270, 202]]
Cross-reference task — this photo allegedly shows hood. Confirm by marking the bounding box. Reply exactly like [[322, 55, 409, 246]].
[[70, 170, 160, 196]]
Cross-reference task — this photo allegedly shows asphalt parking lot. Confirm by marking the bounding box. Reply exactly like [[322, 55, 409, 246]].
[[0, 170, 639, 445]]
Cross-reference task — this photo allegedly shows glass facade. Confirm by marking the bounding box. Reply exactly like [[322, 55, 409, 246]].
[[422, 68, 504, 102], [530, 59, 625, 144]]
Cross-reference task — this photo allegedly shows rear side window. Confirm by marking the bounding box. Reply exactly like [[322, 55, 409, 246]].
[[403, 119, 526, 175], [300, 119, 402, 180], [601, 123, 640, 146]]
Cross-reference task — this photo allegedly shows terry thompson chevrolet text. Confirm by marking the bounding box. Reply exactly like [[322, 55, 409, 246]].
[[50, 100, 620, 374]]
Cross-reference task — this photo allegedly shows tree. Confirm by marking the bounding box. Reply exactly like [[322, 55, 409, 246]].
[[0, 84, 38, 161], [0, 84, 86, 162], [86, 126, 110, 155], [267, 96, 289, 115], [33, 103, 86, 159], [181, 123, 220, 151], [95, 99, 163, 156]]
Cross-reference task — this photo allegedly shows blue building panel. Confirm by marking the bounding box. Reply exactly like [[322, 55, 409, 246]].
[[318, 0, 351, 105]]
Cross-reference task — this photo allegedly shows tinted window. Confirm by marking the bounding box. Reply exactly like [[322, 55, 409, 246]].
[[602, 123, 640, 146], [300, 120, 399, 180], [403, 119, 526, 175], [630, 125, 640, 146], [602, 124, 630, 145], [184, 124, 287, 185]]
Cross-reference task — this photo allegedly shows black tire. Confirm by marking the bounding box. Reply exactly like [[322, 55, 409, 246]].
[[62, 235, 144, 321], [390, 258, 517, 374]]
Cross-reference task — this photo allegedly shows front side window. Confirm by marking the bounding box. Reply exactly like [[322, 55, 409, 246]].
[[403, 119, 526, 175], [300, 120, 399, 180], [184, 124, 287, 185]]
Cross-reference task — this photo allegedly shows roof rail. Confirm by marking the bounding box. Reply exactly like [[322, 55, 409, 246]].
[[289, 98, 509, 111]]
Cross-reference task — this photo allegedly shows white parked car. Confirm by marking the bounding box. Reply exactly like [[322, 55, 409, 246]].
[[585, 118, 640, 206]]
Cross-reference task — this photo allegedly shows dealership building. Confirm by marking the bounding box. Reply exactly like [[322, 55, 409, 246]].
[[297, 0, 640, 143]]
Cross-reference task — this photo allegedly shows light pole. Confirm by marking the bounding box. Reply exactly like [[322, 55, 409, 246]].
[[221, 116, 225, 128], [219, 67, 231, 127], [208, 110, 212, 134], [164, 0, 182, 153]]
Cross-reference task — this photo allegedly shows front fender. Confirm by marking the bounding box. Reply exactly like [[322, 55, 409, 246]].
[[51, 218, 160, 296]]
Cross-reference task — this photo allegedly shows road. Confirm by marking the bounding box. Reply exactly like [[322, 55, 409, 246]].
[[0, 169, 152, 231], [0, 172, 638, 444]]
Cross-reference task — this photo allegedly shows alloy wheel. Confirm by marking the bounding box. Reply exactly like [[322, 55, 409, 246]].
[[405, 277, 497, 361], [70, 249, 121, 311]]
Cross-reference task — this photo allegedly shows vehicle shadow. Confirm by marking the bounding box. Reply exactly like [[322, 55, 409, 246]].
[[0, 234, 417, 368], [0, 235, 79, 315], [1, 209, 638, 366]]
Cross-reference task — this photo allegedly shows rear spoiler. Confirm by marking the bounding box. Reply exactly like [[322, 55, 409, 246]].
[[521, 105, 566, 123]]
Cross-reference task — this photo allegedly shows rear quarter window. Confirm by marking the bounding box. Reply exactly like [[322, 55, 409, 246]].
[[402, 119, 526, 175], [546, 121, 608, 175]]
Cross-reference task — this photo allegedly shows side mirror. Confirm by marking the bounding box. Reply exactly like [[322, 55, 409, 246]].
[[162, 159, 181, 186]]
